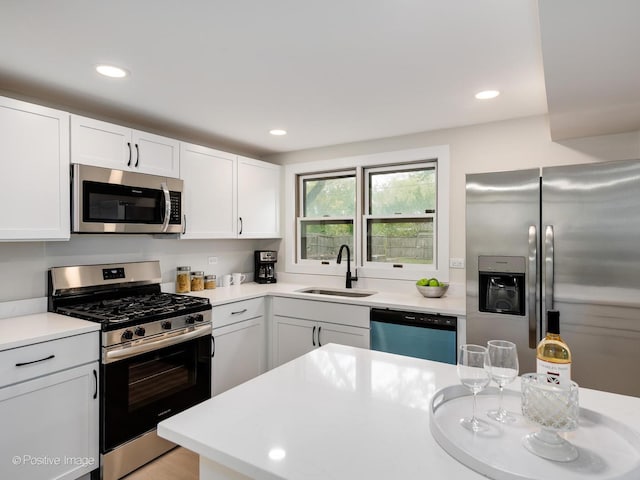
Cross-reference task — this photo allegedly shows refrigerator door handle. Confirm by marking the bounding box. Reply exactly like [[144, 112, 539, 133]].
[[544, 225, 555, 315], [528, 225, 538, 348]]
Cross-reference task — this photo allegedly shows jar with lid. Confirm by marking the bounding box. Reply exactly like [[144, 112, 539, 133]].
[[205, 274, 217, 290], [176, 266, 191, 293], [191, 271, 205, 291]]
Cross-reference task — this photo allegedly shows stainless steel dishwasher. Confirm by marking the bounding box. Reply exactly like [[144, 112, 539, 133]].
[[370, 308, 457, 364]]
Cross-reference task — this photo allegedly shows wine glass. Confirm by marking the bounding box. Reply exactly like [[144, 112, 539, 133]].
[[486, 340, 519, 423], [457, 344, 491, 432]]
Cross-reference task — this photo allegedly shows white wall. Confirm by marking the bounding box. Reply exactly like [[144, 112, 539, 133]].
[[3, 114, 637, 305], [265, 114, 640, 287], [0, 236, 280, 303]]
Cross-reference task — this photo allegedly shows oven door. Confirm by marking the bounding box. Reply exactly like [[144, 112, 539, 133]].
[[72, 163, 183, 234], [101, 329, 211, 452]]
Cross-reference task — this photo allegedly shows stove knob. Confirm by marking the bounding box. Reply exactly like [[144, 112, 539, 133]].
[[161, 321, 172, 330], [135, 327, 146, 337], [194, 314, 204, 322], [185, 316, 195, 325], [121, 330, 134, 341]]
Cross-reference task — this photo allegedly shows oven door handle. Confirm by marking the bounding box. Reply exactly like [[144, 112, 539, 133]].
[[104, 324, 212, 363]]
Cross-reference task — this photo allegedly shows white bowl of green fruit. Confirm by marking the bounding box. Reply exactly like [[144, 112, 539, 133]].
[[416, 278, 449, 298]]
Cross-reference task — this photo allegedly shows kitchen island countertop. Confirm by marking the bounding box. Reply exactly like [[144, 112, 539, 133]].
[[158, 344, 640, 480]]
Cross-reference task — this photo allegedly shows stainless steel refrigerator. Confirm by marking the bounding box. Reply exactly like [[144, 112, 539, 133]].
[[466, 159, 640, 397]]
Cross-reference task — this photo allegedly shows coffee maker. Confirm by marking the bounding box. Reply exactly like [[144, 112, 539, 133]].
[[254, 250, 277, 284]]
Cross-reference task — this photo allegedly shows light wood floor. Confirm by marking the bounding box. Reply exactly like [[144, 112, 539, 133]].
[[122, 447, 199, 480]]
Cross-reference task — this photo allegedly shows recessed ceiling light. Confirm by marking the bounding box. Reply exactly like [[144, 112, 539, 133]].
[[269, 129, 287, 136], [475, 90, 500, 100], [95, 64, 128, 78]]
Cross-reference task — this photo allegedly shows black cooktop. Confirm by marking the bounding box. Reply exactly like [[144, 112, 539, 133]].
[[55, 292, 211, 330]]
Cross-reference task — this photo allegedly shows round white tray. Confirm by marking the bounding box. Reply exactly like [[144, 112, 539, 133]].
[[430, 385, 640, 480]]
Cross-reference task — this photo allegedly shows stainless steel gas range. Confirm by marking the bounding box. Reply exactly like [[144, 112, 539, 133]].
[[48, 261, 212, 480]]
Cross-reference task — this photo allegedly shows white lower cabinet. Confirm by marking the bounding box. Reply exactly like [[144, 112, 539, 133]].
[[212, 298, 266, 396], [271, 297, 370, 368], [0, 332, 99, 480]]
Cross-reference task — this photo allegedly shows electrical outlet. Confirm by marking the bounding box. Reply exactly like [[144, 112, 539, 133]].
[[449, 258, 465, 269], [207, 256, 218, 265]]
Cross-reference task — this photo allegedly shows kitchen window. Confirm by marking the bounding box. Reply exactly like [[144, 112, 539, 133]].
[[285, 146, 450, 281], [298, 172, 356, 262], [364, 163, 437, 267]]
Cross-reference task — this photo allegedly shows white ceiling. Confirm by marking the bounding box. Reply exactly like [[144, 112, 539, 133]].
[[0, 1, 636, 157]]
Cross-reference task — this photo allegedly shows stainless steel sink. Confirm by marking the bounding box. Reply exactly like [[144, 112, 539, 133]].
[[296, 287, 377, 298]]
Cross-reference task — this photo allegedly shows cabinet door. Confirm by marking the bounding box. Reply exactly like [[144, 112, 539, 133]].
[[180, 143, 237, 238], [70, 115, 132, 170], [131, 130, 180, 178], [212, 317, 265, 396], [237, 156, 280, 238], [272, 316, 316, 367], [0, 97, 70, 241], [317, 321, 370, 350], [0, 362, 99, 480]]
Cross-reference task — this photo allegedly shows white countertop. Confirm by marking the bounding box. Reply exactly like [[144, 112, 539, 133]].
[[0, 313, 100, 352], [158, 344, 640, 480], [0, 281, 463, 352], [182, 281, 466, 316]]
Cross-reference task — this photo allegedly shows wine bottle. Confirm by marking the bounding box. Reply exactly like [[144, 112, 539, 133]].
[[536, 310, 572, 383]]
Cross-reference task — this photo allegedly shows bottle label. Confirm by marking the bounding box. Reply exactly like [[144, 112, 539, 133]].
[[536, 359, 571, 384]]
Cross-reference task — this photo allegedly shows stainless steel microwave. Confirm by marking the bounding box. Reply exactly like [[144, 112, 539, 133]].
[[72, 164, 183, 234]]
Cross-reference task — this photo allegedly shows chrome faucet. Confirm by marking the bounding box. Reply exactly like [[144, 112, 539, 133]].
[[336, 244, 358, 288]]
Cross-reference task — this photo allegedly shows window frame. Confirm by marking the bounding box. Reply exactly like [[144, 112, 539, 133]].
[[284, 146, 450, 281], [296, 170, 357, 266], [363, 161, 438, 271]]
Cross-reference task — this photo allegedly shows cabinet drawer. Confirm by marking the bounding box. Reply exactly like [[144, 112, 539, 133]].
[[273, 297, 369, 329], [212, 297, 265, 328], [0, 332, 99, 388]]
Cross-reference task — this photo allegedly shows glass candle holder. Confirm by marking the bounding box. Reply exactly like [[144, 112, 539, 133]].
[[520, 372, 579, 462]]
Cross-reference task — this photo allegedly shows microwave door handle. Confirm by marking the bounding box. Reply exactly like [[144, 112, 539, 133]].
[[161, 182, 171, 232], [528, 225, 537, 348]]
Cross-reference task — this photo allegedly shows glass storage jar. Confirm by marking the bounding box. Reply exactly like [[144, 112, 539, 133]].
[[191, 271, 205, 291], [176, 266, 191, 293], [205, 275, 217, 289]]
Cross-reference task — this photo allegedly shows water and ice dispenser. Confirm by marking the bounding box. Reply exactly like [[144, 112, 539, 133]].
[[478, 256, 526, 316]]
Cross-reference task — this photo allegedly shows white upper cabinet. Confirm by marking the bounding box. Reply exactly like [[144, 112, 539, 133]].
[[0, 96, 70, 241], [70, 115, 180, 178], [237, 156, 281, 238], [180, 146, 281, 239], [180, 143, 237, 238]]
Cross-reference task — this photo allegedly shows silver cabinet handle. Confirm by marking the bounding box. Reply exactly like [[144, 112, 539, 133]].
[[127, 142, 132, 166], [231, 309, 248, 315], [160, 182, 171, 232], [312, 325, 316, 346], [238, 216, 243, 235], [528, 225, 538, 348], [318, 326, 322, 347], [544, 225, 555, 318]]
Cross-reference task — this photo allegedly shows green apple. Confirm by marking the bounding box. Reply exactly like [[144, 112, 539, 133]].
[[428, 278, 440, 287], [416, 278, 429, 286]]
